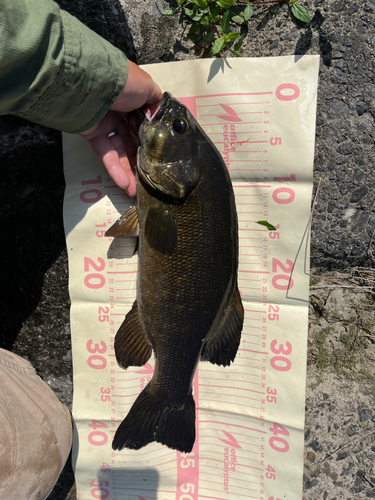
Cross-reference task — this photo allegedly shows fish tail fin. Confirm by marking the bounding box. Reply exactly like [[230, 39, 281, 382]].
[[112, 386, 195, 453], [155, 392, 195, 452]]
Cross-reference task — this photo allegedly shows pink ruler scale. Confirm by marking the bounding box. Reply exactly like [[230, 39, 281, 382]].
[[65, 58, 318, 500]]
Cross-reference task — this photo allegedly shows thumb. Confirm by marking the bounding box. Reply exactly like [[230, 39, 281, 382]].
[[111, 61, 162, 113]]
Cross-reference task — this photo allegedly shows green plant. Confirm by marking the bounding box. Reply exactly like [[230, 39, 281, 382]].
[[256, 220, 277, 230], [290, 0, 310, 23], [162, 0, 311, 56]]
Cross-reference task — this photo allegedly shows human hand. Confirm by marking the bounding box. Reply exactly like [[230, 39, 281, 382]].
[[80, 61, 162, 197]]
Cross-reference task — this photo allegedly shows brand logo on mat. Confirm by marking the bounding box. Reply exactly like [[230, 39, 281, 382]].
[[136, 363, 154, 375], [222, 431, 240, 493], [220, 430, 241, 449], [217, 104, 242, 123]]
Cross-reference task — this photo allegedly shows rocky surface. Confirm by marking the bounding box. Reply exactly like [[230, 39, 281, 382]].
[[304, 374, 375, 499], [0, 0, 374, 499], [305, 269, 375, 499]]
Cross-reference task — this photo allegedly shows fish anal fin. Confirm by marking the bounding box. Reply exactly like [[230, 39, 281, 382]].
[[145, 204, 177, 255], [105, 206, 139, 238], [114, 301, 152, 369], [201, 287, 244, 367]]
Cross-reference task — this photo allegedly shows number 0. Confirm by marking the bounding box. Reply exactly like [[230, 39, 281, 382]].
[[80, 189, 101, 204], [269, 436, 289, 453], [270, 356, 292, 372], [84, 274, 105, 289], [275, 84, 300, 101], [91, 487, 109, 499], [272, 188, 295, 205]]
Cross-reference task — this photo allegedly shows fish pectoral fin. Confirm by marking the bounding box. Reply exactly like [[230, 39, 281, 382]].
[[145, 203, 177, 255], [105, 206, 139, 238], [201, 287, 244, 367], [114, 301, 152, 369]]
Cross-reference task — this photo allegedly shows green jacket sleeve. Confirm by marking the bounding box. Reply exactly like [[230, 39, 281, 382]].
[[0, 0, 128, 133]]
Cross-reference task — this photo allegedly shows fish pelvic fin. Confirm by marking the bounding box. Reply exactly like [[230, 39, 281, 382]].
[[112, 385, 195, 453], [105, 206, 139, 238], [115, 301, 152, 369], [145, 202, 177, 255], [201, 287, 244, 367]]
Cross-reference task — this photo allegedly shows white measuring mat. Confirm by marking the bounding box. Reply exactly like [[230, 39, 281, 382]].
[[63, 56, 319, 500]]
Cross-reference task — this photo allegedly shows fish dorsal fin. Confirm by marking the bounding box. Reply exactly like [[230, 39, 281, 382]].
[[105, 206, 139, 238], [200, 287, 244, 367], [115, 301, 152, 369], [145, 202, 177, 255]]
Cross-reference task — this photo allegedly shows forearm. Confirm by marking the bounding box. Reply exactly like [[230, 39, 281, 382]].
[[0, 0, 128, 133]]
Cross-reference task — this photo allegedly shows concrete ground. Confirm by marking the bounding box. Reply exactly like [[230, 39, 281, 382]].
[[0, 0, 374, 498]]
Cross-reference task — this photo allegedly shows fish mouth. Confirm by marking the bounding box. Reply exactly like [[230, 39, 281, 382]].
[[136, 147, 164, 191], [138, 161, 179, 195], [144, 92, 172, 123], [137, 147, 187, 201], [139, 167, 163, 192]]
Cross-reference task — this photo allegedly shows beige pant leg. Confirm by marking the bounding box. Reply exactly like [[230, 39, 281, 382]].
[[0, 349, 72, 500]]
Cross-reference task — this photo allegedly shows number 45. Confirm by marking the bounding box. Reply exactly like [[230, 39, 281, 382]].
[[266, 465, 276, 480]]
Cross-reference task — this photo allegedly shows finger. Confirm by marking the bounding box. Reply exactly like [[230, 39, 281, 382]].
[[118, 120, 138, 168], [127, 61, 163, 107], [111, 62, 162, 113], [89, 136, 131, 192], [81, 111, 129, 140], [105, 125, 138, 198], [127, 112, 143, 138], [126, 170, 137, 198], [145, 81, 163, 108], [109, 130, 136, 194]]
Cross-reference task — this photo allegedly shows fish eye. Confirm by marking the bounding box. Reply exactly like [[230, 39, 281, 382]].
[[172, 118, 188, 134]]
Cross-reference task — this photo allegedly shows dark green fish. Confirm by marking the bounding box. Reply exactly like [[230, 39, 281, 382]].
[[106, 92, 244, 453]]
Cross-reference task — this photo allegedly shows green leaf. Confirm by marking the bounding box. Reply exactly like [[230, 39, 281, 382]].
[[221, 10, 230, 33], [203, 30, 215, 44], [162, 7, 179, 15], [184, 7, 195, 16], [291, 3, 311, 23], [256, 221, 277, 231], [192, 10, 204, 21], [226, 32, 240, 42], [232, 15, 243, 24], [216, 0, 236, 9], [201, 15, 210, 25], [234, 33, 245, 51], [210, 37, 225, 55], [191, 0, 207, 7], [244, 4, 253, 20], [211, 6, 220, 17]]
